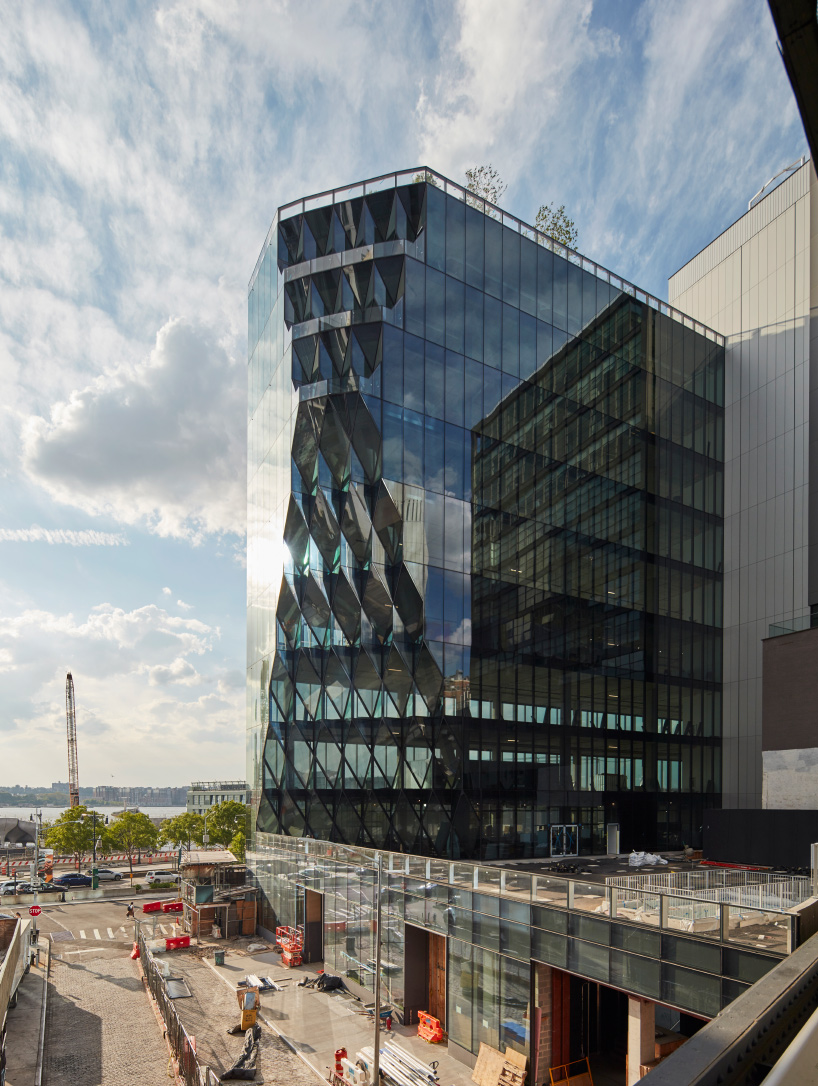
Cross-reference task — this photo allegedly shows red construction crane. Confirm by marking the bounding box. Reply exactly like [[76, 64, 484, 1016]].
[[65, 672, 80, 808]]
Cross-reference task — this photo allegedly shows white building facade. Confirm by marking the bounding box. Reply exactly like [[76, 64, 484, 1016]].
[[669, 159, 818, 809], [186, 780, 248, 814]]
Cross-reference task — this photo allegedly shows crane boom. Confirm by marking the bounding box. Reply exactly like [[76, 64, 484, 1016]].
[[65, 672, 80, 807]]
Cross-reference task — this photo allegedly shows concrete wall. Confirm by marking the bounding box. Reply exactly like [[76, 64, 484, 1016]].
[[669, 161, 816, 809], [761, 625, 818, 808]]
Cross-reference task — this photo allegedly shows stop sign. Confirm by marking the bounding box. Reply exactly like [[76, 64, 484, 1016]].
[[29, 905, 41, 917]]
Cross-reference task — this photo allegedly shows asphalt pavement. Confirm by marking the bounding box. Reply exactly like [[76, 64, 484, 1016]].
[[30, 892, 181, 957]]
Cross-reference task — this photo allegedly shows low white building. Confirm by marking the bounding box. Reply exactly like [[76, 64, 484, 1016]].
[[186, 781, 248, 814]]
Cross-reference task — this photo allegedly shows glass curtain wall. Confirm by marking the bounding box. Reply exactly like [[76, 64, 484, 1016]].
[[247, 174, 724, 860]]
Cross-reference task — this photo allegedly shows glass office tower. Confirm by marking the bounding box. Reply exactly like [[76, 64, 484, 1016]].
[[247, 169, 724, 858]]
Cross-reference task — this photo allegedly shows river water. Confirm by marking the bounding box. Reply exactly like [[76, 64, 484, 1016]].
[[0, 806, 186, 822]]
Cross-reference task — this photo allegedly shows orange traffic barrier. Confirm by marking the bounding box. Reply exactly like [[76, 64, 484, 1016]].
[[417, 1011, 444, 1043]]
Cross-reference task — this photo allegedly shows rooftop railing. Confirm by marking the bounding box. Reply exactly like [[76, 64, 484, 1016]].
[[250, 166, 724, 346], [254, 833, 800, 956]]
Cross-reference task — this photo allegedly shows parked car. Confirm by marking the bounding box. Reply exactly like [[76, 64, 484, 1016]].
[[82, 867, 123, 881], [146, 870, 180, 885], [1, 878, 56, 895], [53, 873, 93, 888]]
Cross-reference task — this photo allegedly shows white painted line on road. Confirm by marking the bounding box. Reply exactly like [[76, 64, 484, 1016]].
[[79, 930, 86, 939], [93, 929, 101, 940], [107, 928, 114, 939], [159, 924, 168, 934]]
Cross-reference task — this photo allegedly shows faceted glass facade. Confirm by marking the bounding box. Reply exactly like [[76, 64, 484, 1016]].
[[247, 171, 725, 859]]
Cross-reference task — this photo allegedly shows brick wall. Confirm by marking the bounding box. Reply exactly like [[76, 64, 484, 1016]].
[[0, 915, 18, 952], [534, 963, 553, 1076]]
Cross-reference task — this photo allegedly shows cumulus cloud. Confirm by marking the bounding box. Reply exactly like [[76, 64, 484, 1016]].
[[162, 586, 172, 595], [0, 597, 242, 781], [22, 319, 245, 541], [0, 527, 128, 545]]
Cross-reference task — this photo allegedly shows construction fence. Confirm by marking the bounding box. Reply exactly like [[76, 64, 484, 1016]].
[[138, 928, 219, 1086]]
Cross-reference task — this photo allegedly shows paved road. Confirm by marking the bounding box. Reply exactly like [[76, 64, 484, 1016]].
[[32, 895, 180, 955], [36, 897, 176, 1085]]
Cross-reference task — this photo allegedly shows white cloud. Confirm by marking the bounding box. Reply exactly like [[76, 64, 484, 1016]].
[[0, 528, 128, 546], [176, 600, 193, 612], [0, 597, 242, 782], [22, 319, 245, 541], [162, 586, 172, 595]]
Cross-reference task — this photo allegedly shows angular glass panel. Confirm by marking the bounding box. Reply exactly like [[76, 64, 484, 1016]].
[[276, 577, 301, 648], [384, 645, 413, 714], [354, 650, 382, 716], [415, 642, 443, 710], [283, 497, 310, 572], [309, 488, 342, 571], [292, 400, 322, 490], [394, 566, 424, 641], [304, 206, 332, 256], [302, 575, 331, 646], [362, 568, 393, 645], [331, 571, 361, 645], [338, 484, 370, 564], [319, 400, 351, 487], [293, 334, 319, 382], [270, 652, 293, 720], [372, 481, 402, 562], [366, 190, 394, 243], [348, 396, 382, 483]]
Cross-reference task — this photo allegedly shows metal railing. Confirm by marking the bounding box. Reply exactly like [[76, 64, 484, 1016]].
[[607, 870, 812, 907], [138, 929, 218, 1086], [249, 166, 724, 346], [253, 833, 801, 955]]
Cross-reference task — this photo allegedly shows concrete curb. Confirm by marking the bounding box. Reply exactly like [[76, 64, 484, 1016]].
[[34, 938, 51, 1086]]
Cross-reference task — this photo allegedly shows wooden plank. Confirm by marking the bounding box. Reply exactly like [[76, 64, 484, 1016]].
[[504, 1049, 527, 1070], [472, 1043, 507, 1086], [428, 932, 446, 1027]]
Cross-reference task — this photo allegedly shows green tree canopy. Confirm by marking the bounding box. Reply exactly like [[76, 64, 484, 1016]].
[[107, 811, 158, 879], [535, 203, 578, 248], [158, 812, 203, 851], [465, 164, 507, 205], [44, 806, 109, 869], [205, 801, 247, 848], [228, 829, 246, 863]]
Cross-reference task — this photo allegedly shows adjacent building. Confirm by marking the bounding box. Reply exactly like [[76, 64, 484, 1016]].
[[669, 158, 818, 811], [186, 781, 248, 815]]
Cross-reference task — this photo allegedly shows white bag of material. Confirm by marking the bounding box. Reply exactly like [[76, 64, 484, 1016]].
[[629, 851, 668, 867]]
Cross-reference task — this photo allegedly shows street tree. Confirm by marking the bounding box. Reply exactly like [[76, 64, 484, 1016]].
[[535, 203, 579, 248], [45, 805, 107, 870], [158, 812, 204, 851], [206, 801, 247, 848], [465, 165, 507, 206], [229, 829, 246, 863], [107, 811, 158, 881]]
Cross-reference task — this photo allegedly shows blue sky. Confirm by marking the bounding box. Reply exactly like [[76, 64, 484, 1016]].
[[0, 0, 807, 787]]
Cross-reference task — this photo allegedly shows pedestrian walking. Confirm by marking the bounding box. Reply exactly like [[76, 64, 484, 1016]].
[[126, 902, 135, 918]]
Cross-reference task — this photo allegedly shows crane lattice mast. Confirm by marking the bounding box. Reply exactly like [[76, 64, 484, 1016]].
[[65, 672, 80, 808]]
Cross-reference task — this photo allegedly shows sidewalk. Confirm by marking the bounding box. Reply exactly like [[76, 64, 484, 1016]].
[[43, 952, 171, 1085], [172, 944, 475, 1086], [3, 947, 46, 1086]]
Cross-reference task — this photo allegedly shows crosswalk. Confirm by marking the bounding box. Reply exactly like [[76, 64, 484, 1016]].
[[61, 922, 182, 942]]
